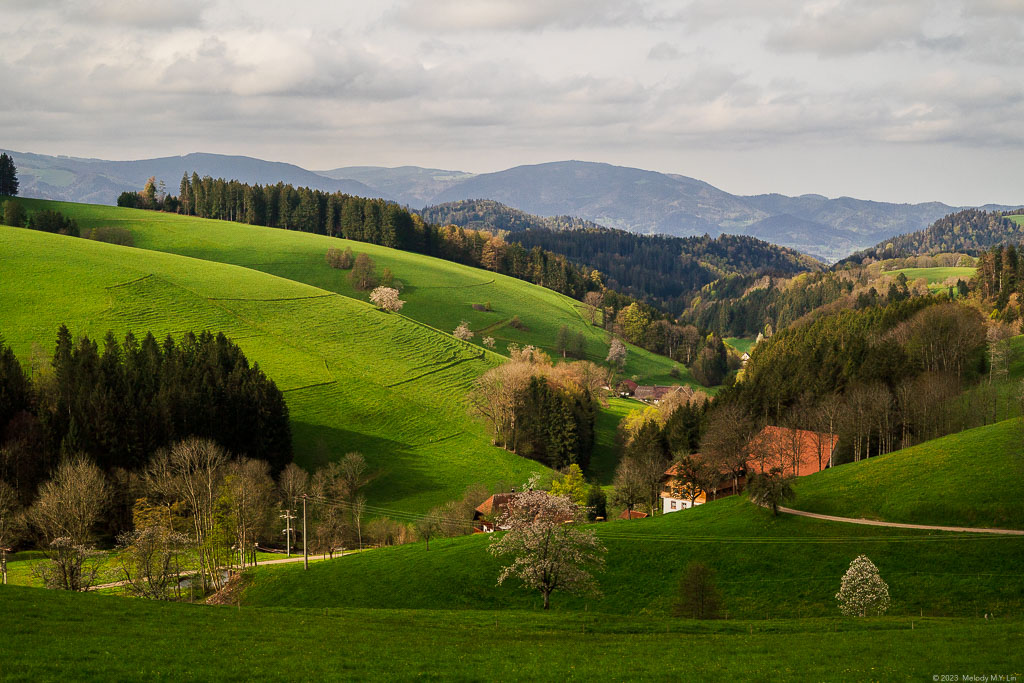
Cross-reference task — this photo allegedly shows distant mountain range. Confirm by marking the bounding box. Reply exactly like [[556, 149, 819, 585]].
[[6, 150, 1020, 261]]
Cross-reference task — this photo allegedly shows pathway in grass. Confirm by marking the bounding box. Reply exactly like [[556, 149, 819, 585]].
[[0, 227, 542, 512], [791, 419, 1024, 530], [244, 495, 1024, 618]]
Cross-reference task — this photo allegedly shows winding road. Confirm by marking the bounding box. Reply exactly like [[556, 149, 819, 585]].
[[777, 506, 1024, 536]]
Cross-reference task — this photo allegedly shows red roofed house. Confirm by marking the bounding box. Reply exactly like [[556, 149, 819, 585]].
[[633, 385, 690, 404], [748, 425, 840, 478], [473, 493, 516, 532], [619, 509, 648, 520], [617, 379, 638, 396]]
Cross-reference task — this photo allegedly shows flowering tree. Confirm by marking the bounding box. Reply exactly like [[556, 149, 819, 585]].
[[453, 321, 474, 341], [482, 336, 496, 349], [489, 486, 606, 610], [836, 554, 891, 616], [369, 286, 405, 312], [605, 338, 627, 369]]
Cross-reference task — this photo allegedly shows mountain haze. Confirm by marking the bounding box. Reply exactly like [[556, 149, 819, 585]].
[[8, 150, 1020, 260]]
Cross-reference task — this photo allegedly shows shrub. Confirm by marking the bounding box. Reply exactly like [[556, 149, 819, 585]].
[[672, 562, 722, 619], [509, 315, 527, 331], [326, 247, 355, 270], [28, 209, 79, 237], [85, 226, 135, 247], [349, 253, 378, 291], [3, 199, 26, 227]]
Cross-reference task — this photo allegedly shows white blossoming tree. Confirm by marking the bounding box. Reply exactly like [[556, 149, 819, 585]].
[[605, 338, 627, 369], [489, 484, 606, 610], [482, 336, 496, 349], [836, 554, 891, 617], [369, 286, 405, 312], [453, 321, 474, 341]]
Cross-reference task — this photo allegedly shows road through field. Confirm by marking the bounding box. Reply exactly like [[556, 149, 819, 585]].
[[778, 506, 1024, 535]]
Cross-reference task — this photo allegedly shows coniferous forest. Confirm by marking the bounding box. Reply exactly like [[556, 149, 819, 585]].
[[0, 327, 291, 504]]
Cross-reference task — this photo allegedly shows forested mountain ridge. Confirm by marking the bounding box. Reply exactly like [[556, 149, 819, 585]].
[[10, 150, 1022, 260], [842, 209, 1024, 262], [420, 199, 607, 234]]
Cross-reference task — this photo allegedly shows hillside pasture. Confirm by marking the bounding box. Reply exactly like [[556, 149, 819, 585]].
[[724, 336, 756, 354], [0, 226, 543, 512], [792, 419, 1024, 530], [12, 199, 692, 387], [244, 495, 1024, 619], [887, 266, 975, 287]]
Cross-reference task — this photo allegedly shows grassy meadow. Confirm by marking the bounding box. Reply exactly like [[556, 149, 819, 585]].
[[2, 586, 1019, 682], [724, 336, 756, 354], [792, 418, 1024, 529], [0, 226, 543, 512], [12, 199, 691, 387], [244, 495, 1024, 619], [888, 266, 975, 287]]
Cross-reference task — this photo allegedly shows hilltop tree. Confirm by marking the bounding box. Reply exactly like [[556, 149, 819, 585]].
[[836, 555, 891, 617], [0, 153, 18, 197], [489, 485, 606, 610]]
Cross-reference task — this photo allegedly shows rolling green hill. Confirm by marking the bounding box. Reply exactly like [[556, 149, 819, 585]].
[[0, 226, 542, 511], [13, 199, 690, 387], [244, 495, 1024, 618], [887, 266, 975, 286], [792, 419, 1024, 529]]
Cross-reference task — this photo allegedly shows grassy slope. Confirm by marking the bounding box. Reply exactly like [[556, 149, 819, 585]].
[[588, 397, 634, 485], [245, 496, 1024, 618], [17, 199, 691, 387], [2, 587, 1019, 681], [724, 336, 756, 354], [1011, 215, 1024, 227], [888, 266, 975, 285], [0, 226, 542, 511], [792, 419, 1024, 529]]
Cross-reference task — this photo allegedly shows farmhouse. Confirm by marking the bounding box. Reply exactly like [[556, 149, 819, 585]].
[[660, 426, 839, 513], [474, 493, 516, 532], [617, 379, 638, 396], [633, 384, 688, 404], [660, 461, 709, 514]]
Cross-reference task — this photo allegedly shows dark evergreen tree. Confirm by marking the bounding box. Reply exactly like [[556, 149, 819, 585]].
[[0, 153, 19, 197]]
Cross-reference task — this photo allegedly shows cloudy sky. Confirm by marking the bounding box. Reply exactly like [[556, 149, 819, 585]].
[[2, 0, 1022, 204]]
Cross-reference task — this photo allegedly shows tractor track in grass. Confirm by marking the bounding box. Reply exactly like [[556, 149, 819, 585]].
[[778, 506, 1024, 535]]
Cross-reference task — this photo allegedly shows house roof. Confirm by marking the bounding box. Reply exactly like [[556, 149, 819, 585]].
[[634, 385, 688, 401], [748, 425, 839, 477], [618, 379, 638, 391], [474, 493, 516, 518], [618, 509, 648, 519]]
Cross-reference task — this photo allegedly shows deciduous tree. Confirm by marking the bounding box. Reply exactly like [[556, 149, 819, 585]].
[[836, 555, 890, 617]]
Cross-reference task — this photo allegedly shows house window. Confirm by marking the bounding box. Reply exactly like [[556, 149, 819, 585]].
[[670, 501, 677, 510]]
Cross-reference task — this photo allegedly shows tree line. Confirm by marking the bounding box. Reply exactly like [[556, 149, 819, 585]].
[[0, 328, 291, 521]]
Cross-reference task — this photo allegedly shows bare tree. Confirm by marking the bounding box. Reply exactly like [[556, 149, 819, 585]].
[[611, 457, 646, 518], [222, 458, 275, 567], [29, 456, 111, 590], [0, 479, 23, 585], [148, 438, 229, 592], [583, 291, 603, 325], [349, 253, 378, 291], [116, 523, 190, 600], [701, 403, 755, 494], [489, 487, 606, 610], [468, 361, 534, 451]]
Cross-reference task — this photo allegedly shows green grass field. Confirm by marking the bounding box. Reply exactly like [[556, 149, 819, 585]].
[[244, 494, 1024, 619], [0, 226, 543, 512], [1, 587, 1019, 681], [13, 199, 691, 387], [1010, 215, 1024, 227], [888, 266, 975, 286], [588, 397, 635, 485], [792, 418, 1024, 529], [724, 337, 756, 354]]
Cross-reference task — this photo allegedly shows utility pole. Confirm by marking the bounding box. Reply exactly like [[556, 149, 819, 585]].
[[302, 494, 308, 571], [280, 509, 296, 557]]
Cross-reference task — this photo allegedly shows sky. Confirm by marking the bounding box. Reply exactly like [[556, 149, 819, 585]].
[[1, 0, 1022, 205]]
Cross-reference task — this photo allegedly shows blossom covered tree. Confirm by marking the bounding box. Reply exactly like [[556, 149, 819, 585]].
[[369, 286, 405, 312], [453, 321, 474, 341], [489, 483, 606, 610], [606, 338, 627, 369], [836, 554, 891, 616]]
